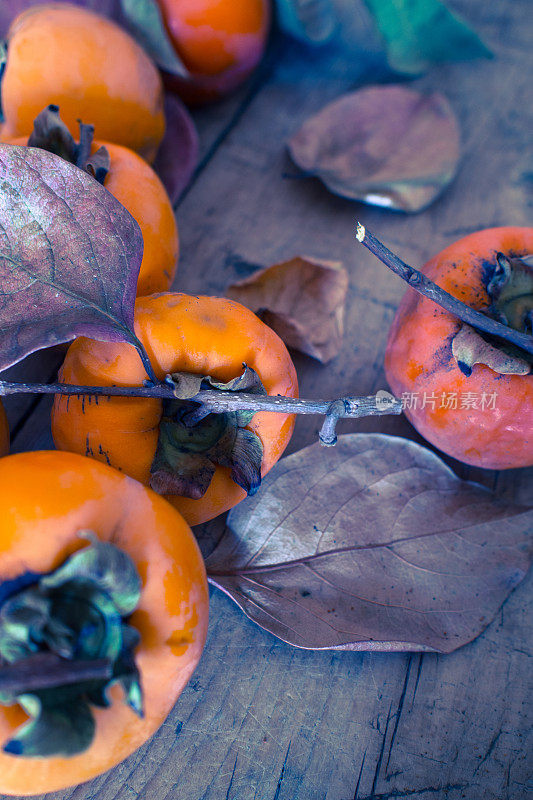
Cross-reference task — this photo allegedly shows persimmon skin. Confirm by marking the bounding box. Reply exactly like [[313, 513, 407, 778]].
[[0, 450, 208, 796], [0, 4, 165, 162], [96, 142, 178, 295], [385, 227, 533, 469], [52, 293, 298, 526], [7, 136, 179, 296], [0, 402, 9, 456], [158, 0, 270, 104]]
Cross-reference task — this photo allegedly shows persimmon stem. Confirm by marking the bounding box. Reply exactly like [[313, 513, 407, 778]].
[[0, 653, 112, 694], [0, 380, 402, 446], [131, 339, 158, 384], [355, 222, 533, 357]]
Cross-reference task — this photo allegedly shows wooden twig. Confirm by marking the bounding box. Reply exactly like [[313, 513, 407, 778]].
[[355, 222, 533, 357], [0, 380, 403, 447]]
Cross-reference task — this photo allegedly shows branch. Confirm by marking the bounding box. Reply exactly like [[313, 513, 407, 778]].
[[355, 222, 533, 357], [0, 653, 112, 694], [0, 380, 403, 447]]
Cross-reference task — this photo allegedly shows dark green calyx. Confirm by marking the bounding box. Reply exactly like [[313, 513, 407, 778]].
[[150, 364, 266, 500], [484, 252, 533, 335], [454, 252, 533, 376], [27, 105, 110, 185], [0, 532, 143, 758], [452, 323, 531, 376]]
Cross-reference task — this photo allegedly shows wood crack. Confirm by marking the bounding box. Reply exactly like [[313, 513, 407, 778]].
[[385, 656, 413, 776], [273, 740, 291, 800], [225, 754, 238, 800], [369, 703, 393, 797], [352, 750, 366, 799], [174, 36, 283, 211], [357, 784, 468, 800]]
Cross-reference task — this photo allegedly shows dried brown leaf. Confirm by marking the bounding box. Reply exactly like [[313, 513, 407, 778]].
[[452, 324, 531, 377], [288, 85, 460, 213], [227, 257, 348, 363], [207, 434, 533, 653]]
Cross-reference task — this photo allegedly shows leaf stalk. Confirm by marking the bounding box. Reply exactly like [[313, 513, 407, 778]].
[[355, 222, 533, 356]]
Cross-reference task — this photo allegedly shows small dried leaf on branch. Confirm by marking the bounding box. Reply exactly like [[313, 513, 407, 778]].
[[452, 324, 531, 377], [288, 86, 460, 213], [207, 433, 533, 653], [227, 257, 349, 363]]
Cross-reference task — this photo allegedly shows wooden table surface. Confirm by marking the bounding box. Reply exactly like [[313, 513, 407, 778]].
[[2, 0, 532, 798]]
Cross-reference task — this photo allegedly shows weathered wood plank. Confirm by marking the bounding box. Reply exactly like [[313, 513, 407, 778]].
[[2, 0, 532, 798]]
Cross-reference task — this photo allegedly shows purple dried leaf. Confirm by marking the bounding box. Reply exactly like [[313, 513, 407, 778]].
[[207, 433, 532, 653], [153, 94, 199, 205], [288, 85, 460, 213], [0, 144, 144, 372]]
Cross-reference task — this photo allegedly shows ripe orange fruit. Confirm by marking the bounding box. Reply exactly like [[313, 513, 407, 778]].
[[0, 450, 208, 795], [0, 4, 165, 161], [7, 115, 179, 296], [98, 142, 179, 295], [385, 227, 533, 469], [158, 0, 271, 103], [52, 293, 298, 525]]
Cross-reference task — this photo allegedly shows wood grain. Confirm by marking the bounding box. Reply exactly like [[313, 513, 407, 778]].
[[2, 0, 532, 798]]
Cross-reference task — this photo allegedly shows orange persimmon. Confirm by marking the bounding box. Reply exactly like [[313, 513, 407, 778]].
[[158, 0, 271, 104], [0, 450, 208, 796], [0, 4, 165, 161], [385, 227, 533, 469], [52, 293, 298, 526], [7, 131, 179, 296]]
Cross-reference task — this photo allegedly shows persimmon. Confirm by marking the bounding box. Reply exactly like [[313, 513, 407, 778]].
[[52, 293, 298, 525], [158, 0, 271, 104], [0, 4, 165, 162], [0, 402, 9, 456], [0, 450, 208, 795], [7, 106, 179, 296], [385, 227, 533, 469]]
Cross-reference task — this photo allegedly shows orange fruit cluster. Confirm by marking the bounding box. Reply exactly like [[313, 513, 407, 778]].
[[0, 4, 290, 795]]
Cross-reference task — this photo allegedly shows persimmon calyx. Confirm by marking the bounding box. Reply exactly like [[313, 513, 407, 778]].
[[150, 364, 266, 499], [27, 104, 110, 184], [0, 532, 143, 758], [453, 252, 533, 376], [452, 323, 531, 376], [484, 252, 533, 334]]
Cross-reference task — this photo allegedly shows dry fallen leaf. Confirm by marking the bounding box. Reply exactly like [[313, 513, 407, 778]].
[[288, 85, 460, 213], [206, 434, 533, 653], [227, 257, 348, 363]]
